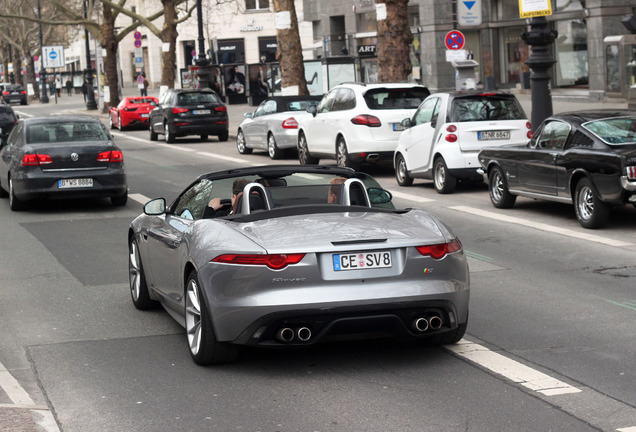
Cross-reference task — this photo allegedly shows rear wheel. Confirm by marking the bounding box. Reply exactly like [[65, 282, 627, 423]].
[[267, 133, 282, 159], [488, 166, 516, 208], [9, 178, 25, 211], [395, 153, 413, 187], [111, 190, 128, 207], [165, 122, 175, 143], [433, 157, 456, 194], [149, 123, 158, 141], [118, 115, 125, 131], [298, 132, 319, 165], [336, 137, 358, 169], [574, 178, 610, 229], [109, 114, 115, 129], [185, 271, 238, 365], [218, 130, 229, 142], [128, 237, 158, 310], [236, 130, 252, 154]]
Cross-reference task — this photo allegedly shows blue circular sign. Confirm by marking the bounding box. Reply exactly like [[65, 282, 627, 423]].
[[49, 51, 58, 59]]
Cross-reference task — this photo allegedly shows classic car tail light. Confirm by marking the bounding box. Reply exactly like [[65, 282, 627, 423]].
[[172, 107, 188, 114], [415, 239, 462, 260], [97, 150, 123, 162], [526, 122, 533, 138], [445, 125, 458, 142], [627, 166, 636, 180], [212, 253, 306, 270], [21, 154, 53, 166], [2, 91, 8, 95], [214, 106, 227, 112], [282, 117, 299, 129], [350, 115, 381, 127]]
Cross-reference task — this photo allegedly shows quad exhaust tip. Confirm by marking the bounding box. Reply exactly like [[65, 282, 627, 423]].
[[276, 326, 312, 343], [412, 315, 443, 333]]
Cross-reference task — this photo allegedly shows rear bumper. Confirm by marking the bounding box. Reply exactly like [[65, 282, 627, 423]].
[[169, 119, 228, 137]]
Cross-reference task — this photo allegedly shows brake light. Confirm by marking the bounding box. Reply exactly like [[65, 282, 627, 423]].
[[479, 93, 497, 96], [97, 150, 123, 162], [282, 117, 298, 129], [214, 106, 227, 112], [20, 91, 26, 95], [212, 253, 305, 270], [351, 115, 381, 127], [527, 130, 534, 139], [415, 240, 462, 260], [446, 125, 457, 133], [627, 166, 636, 180], [2, 91, 8, 95], [526, 121, 532, 130], [445, 134, 457, 142], [21, 154, 53, 166], [172, 107, 188, 114]]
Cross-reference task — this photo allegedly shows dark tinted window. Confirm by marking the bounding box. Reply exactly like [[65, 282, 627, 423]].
[[451, 95, 526, 122], [0, 107, 16, 123], [26, 122, 109, 144], [363, 87, 429, 110], [177, 92, 221, 105]]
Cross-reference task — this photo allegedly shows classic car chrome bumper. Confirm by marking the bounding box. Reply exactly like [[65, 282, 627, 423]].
[[620, 175, 636, 192]]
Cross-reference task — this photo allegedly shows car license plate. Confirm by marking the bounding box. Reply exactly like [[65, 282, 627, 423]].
[[193, 109, 211, 115], [58, 178, 93, 189], [141, 113, 149, 118], [332, 250, 392, 271], [392, 123, 405, 131], [478, 130, 510, 140]]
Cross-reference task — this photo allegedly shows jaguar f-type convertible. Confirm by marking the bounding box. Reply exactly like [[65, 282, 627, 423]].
[[128, 165, 469, 364]]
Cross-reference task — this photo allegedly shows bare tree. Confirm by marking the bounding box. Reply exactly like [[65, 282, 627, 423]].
[[375, 0, 413, 82], [273, 0, 307, 95]]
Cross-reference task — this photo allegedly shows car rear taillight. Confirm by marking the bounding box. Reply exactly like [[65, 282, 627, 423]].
[[214, 106, 227, 112], [351, 115, 381, 127], [212, 253, 305, 270], [526, 121, 532, 130], [97, 150, 123, 162], [2, 91, 8, 96], [526, 121, 533, 138], [20, 91, 26, 95], [21, 154, 53, 166], [415, 240, 462, 260], [626, 166, 636, 180], [282, 117, 298, 129], [444, 124, 458, 142], [172, 107, 188, 114]]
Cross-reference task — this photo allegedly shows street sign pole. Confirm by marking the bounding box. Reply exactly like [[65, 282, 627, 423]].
[[37, 0, 48, 104]]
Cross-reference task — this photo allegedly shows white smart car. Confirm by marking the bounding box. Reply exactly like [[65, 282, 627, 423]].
[[394, 91, 532, 193]]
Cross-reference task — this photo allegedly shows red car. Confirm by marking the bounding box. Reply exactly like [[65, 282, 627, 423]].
[[109, 96, 158, 131]]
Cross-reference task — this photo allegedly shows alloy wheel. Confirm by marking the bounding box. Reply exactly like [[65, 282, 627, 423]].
[[185, 278, 202, 355], [129, 240, 142, 302]]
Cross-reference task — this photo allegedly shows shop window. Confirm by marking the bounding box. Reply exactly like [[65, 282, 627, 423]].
[[246, 0, 269, 10], [555, 19, 588, 87]]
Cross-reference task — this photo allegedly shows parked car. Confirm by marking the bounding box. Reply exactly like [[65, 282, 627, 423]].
[[0, 105, 18, 143], [148, 89, 229, 143], [478, 110, 636, 229], [2, 84, 28, 105], [394, 91, 531, 193], [0, 115, 128, 210], [236, 95, 322, 159], [128, 164, 469, 365], [297, 83, 430, 169], [109, 96, 158, 131]]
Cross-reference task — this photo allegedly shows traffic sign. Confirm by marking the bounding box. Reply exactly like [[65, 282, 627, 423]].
[[137, 75, 144, 84], [134, 31, 142, 40], [134, 39, 142, 48], [42, 45, 65, 68], [445, 30, 465, 50], [458, 0, 482, 26]]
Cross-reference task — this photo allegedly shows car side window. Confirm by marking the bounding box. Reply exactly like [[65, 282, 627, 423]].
[[253, 102, 267, 118], [263, 100, 276, 115], [172, 179, 215, 220], [413, 97, 439, 126], [317, 90, 338, 113], [533, 121, 571, 150], [332, 88, 356, 111]]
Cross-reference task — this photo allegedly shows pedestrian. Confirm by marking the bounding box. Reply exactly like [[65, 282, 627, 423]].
[[55, 76, 62, 98], [81, 80, 87, 103], [65, 78, 73, 96], [140, 75, 149, 97]]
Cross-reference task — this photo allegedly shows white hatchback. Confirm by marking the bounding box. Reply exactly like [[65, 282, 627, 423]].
[[394, 91, 532, 193], [297, 83, 430, 169]]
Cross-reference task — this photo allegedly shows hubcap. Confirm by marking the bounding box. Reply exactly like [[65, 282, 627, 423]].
[[237, 132, 245, 152], [185, 278, 202, 355], [9, 179, 14, 206], [492, 171, 504, 201], [435, 163, 446, 188], [129, 241, 141, 301], [337, 141, 347, 167], [578, 186, 594, 220], [299, 136, 307, 163], [397, 158, 406, 183], [268, 136, 275, 157]]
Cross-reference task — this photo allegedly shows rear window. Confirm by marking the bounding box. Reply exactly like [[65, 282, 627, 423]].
[[177, 92, 220, 105], [363, 87, 430, 110], [129, 98, 155, 104], [27, 122, 109, 144], [583, 117, 636, 145], [450, 95, 526, 122]]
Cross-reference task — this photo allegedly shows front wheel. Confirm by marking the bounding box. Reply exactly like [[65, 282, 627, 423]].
[[574, 178, 610, 229], [217, 130, 229, 142], [109, 114, 115, 129], [395, 153, 413, 187], [128, 237, 158, 310], [185, 271, 238, 365], [236, 130, 252, 154], [488, 166, 516, 208], [433, 157, 457, 194], [298, 133, 319, 165], [267, 134, 282, 159]]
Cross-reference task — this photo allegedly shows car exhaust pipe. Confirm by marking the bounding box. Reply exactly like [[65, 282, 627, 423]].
[[428, 316, 443, 330], [366, 153, 380, 161], [296, 327, 311, 342], [412, 317, 429, 332], [276, 327, 295, 343]]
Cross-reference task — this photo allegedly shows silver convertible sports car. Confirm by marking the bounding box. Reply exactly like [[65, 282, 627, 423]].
[[128, 165, 469, 364]]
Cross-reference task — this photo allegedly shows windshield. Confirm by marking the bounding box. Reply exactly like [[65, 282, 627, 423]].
[[451, 95, 526, 122], [363, 87, 429, 110], [27, 122, 109, 144], [583, 117, 636, 145]]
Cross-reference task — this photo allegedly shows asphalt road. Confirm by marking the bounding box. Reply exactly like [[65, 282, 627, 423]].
[[1, 95, 636, 432]]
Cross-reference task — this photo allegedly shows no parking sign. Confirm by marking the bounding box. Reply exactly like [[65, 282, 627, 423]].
[[444, 30, 465, 50]]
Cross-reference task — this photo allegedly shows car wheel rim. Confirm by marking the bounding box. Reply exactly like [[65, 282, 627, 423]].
[[299, 136, 307, 163], [435, 163, 445, 189], [397, 158, 407, 183], [118, 116, 122, 130], [237, 132, 245, 152], [268, 135, 276, 158], [9, 179, 14, 206], [578, 186, 594, 220], [337, 141, 347, 167], [129, 240, 141, 301], [492, 171, 504, 202], [185, 278, 202, 355]]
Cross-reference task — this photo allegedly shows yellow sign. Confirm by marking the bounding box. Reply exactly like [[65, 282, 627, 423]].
[[519, 0, 552, 18]]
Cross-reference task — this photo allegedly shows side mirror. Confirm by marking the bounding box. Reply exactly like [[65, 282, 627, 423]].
[[367, 188, 392, 205], [144, 198, 166, 215], [400, 118, 412, 128], [307, 105, 317, 117], [150, 101, 157, 107], [244, 112, 253, 119]]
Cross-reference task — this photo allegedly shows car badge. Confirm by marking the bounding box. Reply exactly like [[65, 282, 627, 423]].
[[71, 153, 79, 161]]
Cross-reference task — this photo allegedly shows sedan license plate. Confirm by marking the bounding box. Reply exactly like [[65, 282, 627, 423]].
[[58, 178, 93, 189], [192, 109, 211, 115], [333, 250, 392, 271], [140, 113, 149, 118], [392, 123, 406, 132], [478, 130, 510, 140]]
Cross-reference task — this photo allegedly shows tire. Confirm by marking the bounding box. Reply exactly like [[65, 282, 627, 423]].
[[185, 271, 238, 365], [201, 134, 208, 141], [111, 190, 128, 207], [217, 130, 229, 142], [488, 166, 516, 208], [433, 157, 457, 194], [165, 122, 175, 143], [236, 130, 252, 154], [109, 114, 115, 129], [267, 133, 283, 159], [574, 177, 610, 229], [298, 133, 319, 165], [149, 123, 158, 141], [118, 115, 125, 131], [336, 137, 358, 169], [395, 153, 413, 187], [128, 237, 159, 310], [9, 178, 25, 211]]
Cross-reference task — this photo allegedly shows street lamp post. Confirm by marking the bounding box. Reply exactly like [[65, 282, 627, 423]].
[[37, 0, 49, 104], [84, 0, 97, 110], [195, 0, 211, 90]]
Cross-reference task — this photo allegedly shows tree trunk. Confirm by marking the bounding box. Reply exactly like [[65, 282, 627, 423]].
[[101, 5, 121, 109], [376, 0, 413, 82], [23, 50, 38, 100], [160, 0, 179, 88], [273, 0, 307, 95]]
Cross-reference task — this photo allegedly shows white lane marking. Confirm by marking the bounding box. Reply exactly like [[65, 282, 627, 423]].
[[389, 189, 436, 203], [446, 340, 581, 396], [130, 193, 151, 205], [13, 110, 33, 118], [617, 428, 636, 431], [449, 205, 634, 248], [110, 132, 151, 145], [0, 367, 35, 406], [197, 151, 255, 164]]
